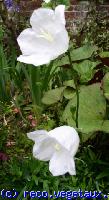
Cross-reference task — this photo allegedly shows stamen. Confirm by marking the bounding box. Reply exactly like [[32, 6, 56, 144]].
[[37, 28, 54, 42], [54, 143, 61, 151]]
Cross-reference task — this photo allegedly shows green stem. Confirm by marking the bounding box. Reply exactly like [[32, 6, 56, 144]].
[[67, 50, 79, 128], [75, 82, 79, 128], [30, 66, 41, 106], [29, 66, 42, 121], [42, 61, 54, 92]]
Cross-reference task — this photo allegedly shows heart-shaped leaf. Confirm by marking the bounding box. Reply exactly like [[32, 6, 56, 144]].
[[102, 72, 109, 100], [63, 88, 76, 99], [73, 60, 100, 83], [99, 52, 109, 58], [62, 83, 109, 140], [42, 87, 65, 105], [63, 79, 75, 88], [71, 45, 97, 61]]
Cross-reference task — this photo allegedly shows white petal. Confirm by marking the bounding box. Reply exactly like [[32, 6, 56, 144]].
[[33, 137, 55, 161], [44, 0, 51, 3], [49, 149, 76, 176], [52, 28, 69, 58], [17, 28, 52, 65], [17, 28, 39, 55], [55, 5, 66, 25], [30, 8, 54, 31], [30, 7, 64, 35], [17, 27, 68, 66], [49, 126, 80, 156], [17, 54, 50, 66], [17, 28, 69, 66], [17, 28, 52, 55], [27, 130, 48, 142]]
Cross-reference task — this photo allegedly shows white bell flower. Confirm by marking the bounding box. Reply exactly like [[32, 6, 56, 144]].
[[43, 0, 51, 3], [27, 126, 80, 176], [17, 5, 69, 66]]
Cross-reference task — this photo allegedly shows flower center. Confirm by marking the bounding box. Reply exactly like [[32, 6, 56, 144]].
[[39, 28, 54, 42], [54, 143, 61, 151]]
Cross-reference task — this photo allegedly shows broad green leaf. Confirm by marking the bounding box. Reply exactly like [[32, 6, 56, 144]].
[[73, 60, 100, 83], [42, 87, 65, 105], [102, 72, 109, 100], [53, 55, 69, 67], [63, 79, 75, 88], [101, 120, 109, 133], [62, 83, 109, 140], [63, 88, 76, 99], [99, 51, 109, 58], [71, 45, 97, 61]]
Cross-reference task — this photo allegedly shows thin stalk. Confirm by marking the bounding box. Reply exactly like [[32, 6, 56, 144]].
[[30, 66, 42, 106], [42, 61, 54, 92], [22, 64, 42, 121], [29, 66, 42, 120], [67, 50, 79, 128]]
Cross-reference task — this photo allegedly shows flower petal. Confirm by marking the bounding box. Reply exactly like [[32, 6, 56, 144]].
[[55, 5, 66, 25], [49, 126, 80, 156], [49, 149, 76, 176], [27, 130, 48, 142], [30, 7, 54, 25], [17, 28, 69, 66], [17, 28, 53, 63], [43, 0, 51, 3], [33, 137, 55, 161], [52, 28, 69, 58], [30, 8, 54, 32], [27, 130, 56, 161], [30, 6, 65, 35], [17, 28, 39, 55], [17, 54, 50, 66], [17, 28, 54, 55]]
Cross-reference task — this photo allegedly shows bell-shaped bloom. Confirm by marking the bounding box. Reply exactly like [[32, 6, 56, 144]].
[[27, 126, 79, 176], [17, 5, 69, 66], [43, 0, 51, 3]]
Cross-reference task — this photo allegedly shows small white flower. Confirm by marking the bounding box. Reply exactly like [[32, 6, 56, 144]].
[[17, 5, 69, 66], [43, 0, 51, 3], [27, 126, 80, 176]]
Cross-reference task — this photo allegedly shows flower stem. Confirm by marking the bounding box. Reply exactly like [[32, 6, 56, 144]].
[[29, 66, 42, 121], [42, 61, 54, 92], [67, 50, 79, 128]]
